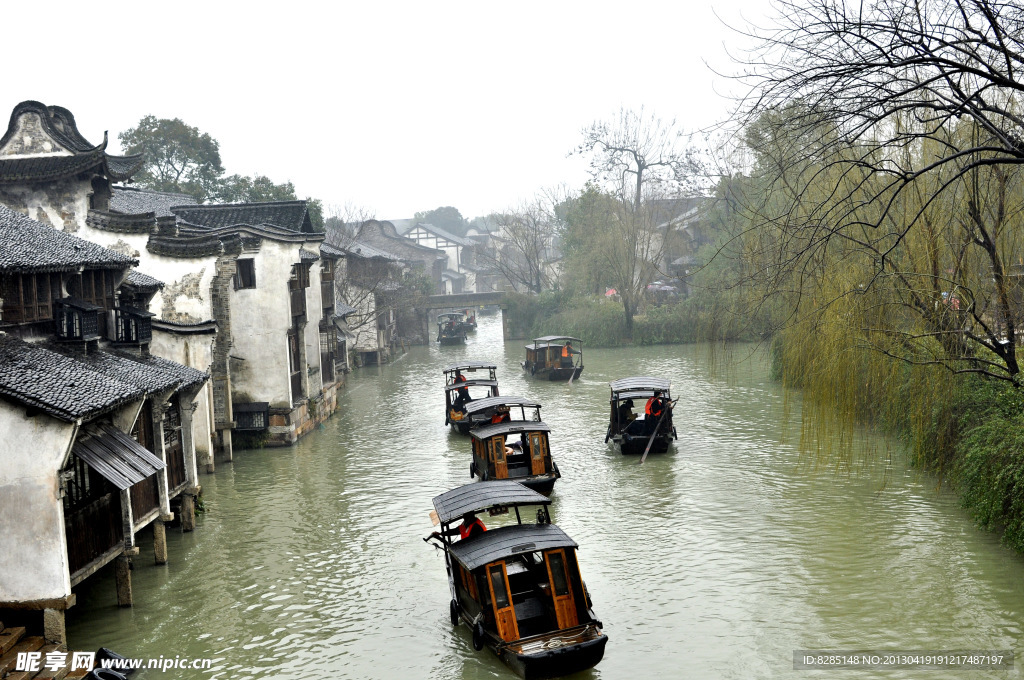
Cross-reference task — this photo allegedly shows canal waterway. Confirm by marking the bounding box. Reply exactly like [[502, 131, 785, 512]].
[[66, 314, 1024, 678]]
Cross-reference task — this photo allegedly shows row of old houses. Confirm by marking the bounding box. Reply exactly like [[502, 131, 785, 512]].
[[0, 101, 508, 648]]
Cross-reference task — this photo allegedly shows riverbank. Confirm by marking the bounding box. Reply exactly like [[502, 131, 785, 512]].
[[506, 291, 763, 345]]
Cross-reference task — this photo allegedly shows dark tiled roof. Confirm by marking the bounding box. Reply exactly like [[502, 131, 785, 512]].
[[123, 269, 164, 289], [300, 248, 320, 262], [0, 151, 105, 184], [0, 204, 136, 273], [334, 302, 358, 317], [46, 345, 190, 394], [0, 335, 145, 421], [0, 335, 208, 422], [0, 102, 143, 183], [0, 102, 97, 153], [320, 242, 345, 258], [346, 239, 402, 261], [171, 201, 314, 233], [110, 186, 197, 218]]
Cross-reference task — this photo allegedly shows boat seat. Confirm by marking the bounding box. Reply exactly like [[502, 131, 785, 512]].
[[624, 419, 646, 436], [514, 597, 547, 623]]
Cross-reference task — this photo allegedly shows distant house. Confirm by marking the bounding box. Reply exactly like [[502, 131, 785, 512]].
[[356, 219, 447, 290], [0, 204, 208, 644], [322, 236, 405, 365], [402, 222, 479, 293]]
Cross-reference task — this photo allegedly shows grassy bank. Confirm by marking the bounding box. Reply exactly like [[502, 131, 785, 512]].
[[505, 291, 762, 346]]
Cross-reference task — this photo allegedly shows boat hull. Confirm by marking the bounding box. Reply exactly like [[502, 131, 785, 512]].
[[615, 431, 674, 456], [439, 335, 467, 345], [474, 471, 559, 495], [499, 627, 608, 680], [521, 363, 583, 381]]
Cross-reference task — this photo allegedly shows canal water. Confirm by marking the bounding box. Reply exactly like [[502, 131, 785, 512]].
[[66, 314, 1024, 679]]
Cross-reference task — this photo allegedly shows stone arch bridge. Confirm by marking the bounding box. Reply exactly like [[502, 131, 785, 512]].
[[423, 292, 516, 340]]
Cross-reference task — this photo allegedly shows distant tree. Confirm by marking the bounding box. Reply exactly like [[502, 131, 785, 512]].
[[480, 201, 556, 294], [305, 197, 324, 232], [413, 206, 468, 235], [574, 109, 696, 335], [119, 116, 224, 202], [216, 174, 296, 203]]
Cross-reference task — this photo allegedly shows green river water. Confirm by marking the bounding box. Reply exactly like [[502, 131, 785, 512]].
[[66, 315, 1024, 679]]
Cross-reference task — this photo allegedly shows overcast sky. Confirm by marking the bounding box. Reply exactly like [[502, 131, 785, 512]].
[[1, 0, 770, 220]]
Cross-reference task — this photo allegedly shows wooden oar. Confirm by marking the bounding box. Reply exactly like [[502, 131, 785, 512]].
[[567, 356, 581, 385], [640, 399, 678, 465]]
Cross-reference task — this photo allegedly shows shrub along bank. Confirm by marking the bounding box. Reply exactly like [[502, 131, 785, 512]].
[[507, 291, 763, 346]]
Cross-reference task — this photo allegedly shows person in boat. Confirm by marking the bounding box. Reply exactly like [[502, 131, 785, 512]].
[[453, 370, 470, 405], [644, 390, 670, 434], [431, 512, 487, 541], [560, 340, 580, 368], [617, 398, 635, 429], [490, 405, 511, 424]]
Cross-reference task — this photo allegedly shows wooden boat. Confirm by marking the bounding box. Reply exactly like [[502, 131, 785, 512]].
[[426, 481, 607, 679], [459, 308, 478, 332], [461, 395, 542, 436], [521, 336, 583, 381], [607, 377, 676, 455], [444, 363, 500, 433], [469, 418, 560, 495], [438, 313, 468, 345]]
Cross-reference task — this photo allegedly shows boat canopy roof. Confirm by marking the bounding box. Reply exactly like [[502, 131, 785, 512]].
[[443, 379, 498, 391], [432, 480, 550, 525], [531, 335, 582, 344], [463, 396, 542, 415], [470, 421, 552, 440], [610, 377, 671, 394], [449, 523, 577, 571], [438, 312, 465, 320], [442, 362, 498, 374]]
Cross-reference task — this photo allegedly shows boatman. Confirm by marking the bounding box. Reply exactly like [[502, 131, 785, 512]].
[[431, 512, 487, 542], [490, 405, 511, 424], [617, 398, 635, 431], [453, 370, 470, 402], [644, 390, 669, 435], [561, 340, 579, 368]]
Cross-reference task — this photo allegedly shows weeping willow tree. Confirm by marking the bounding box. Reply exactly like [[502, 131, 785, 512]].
[[720, 0, 1024, 467]]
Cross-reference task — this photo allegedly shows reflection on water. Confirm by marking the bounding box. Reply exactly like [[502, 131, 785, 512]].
[[67, 316, 1024, 679]]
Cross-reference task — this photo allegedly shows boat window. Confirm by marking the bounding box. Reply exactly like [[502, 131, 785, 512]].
[[489, 565, 510, 608], [548, 551, 570, 597], [530, 433, 544, 460]]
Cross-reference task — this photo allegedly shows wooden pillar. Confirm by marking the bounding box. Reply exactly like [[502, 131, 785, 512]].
[[118, 487, 136, 607]]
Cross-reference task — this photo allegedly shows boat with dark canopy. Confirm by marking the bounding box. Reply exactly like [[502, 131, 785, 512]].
[[426, 481, 607, 679], [468, 418, 560, 494], [444, 363, 500, 433], [606, 377, 676, 455], [459, 308, 478, 332], [521, 336, 583, 381], [438, 313, 468, 345]]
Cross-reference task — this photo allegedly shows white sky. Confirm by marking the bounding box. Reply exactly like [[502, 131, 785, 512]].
[[0, 0, 770, 220]]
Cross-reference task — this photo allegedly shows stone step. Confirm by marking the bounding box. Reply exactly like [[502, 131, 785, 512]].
[[0, 626, 26, 656], [0, 635, 45, 676], [6, 643, 69, 680]]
